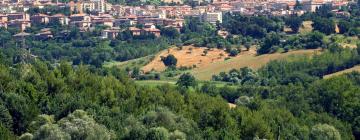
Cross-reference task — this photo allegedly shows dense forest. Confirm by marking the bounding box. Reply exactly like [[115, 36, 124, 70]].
[[0, 51, 359, 139]]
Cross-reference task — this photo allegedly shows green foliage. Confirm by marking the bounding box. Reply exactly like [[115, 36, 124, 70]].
[[25, 110, 115, 140], [146, 127, 170, 140], [312, 18, 336, 35], [258, 32, 281, 54], [310, 124, 341, 140], [0, 55, 358, 139], [176, 73, 197, 88], [285, 16, 303, 33], [222, 13, 282, 38], [338, 20, 351, 34], [161, 54, 178, 67], [212, 67, 262, 85], [229, 49, 239, 56], [294, 0, 303, 10]]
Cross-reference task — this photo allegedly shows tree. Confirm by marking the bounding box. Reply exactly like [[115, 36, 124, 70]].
[[304, 31, 325, 49], [33, 124, 71, 140], [229, 49, 239, 56], [176, 73, 197, 88], [170, 130, 186, 140], [162, 54, 177, 67], [353, 116, 360, 139], [312, 18, 335, 35], [146, 127, 169, 140], [22, 110, 115, 140], [235, 96, 252, 106], [257, 32, 280, 54], [161, 27, 180, 39], [294, 0, 302, 10], [285, 16, 303, 33], [315, 4, 334, 18], [244, 43, 251, 51], [310, 124, 341, 140], [337, 20, 351, 34], [0, 104, 13, 129]]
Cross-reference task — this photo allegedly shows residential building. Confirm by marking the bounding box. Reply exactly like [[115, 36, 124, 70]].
[[142, 25, 161, 37], [70, 14, 91, 22], [0, 21, 7, 28], [8, 19, 31, 31], [202, 11, 222, 25], [49, 14, 69, 25], [101, 27, 120, 39], [7, 13, 30, 21], [0, 14, 8, 23], [31, 13, 49, 24], [129, 27, 141, 36]]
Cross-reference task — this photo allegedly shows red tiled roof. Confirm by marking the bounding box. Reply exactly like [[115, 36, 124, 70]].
[[51, 14, 65, 17], [129, 27, 141, 31], [144, 28, 160, 32]]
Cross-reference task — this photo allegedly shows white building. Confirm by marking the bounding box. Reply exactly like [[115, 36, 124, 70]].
[[202, 11, 222, 25]]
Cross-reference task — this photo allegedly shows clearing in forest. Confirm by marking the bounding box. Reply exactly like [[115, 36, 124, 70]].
[[142, 45, 319, 80], [299, 21, 313, 34], [191, 49, 320, 80], [142, 45, 231, 72]]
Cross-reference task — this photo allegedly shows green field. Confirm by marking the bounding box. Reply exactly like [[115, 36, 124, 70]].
[[103, 55, 154, 69]]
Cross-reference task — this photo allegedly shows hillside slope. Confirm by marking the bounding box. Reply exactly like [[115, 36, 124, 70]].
[[191, 49, 319, 80]]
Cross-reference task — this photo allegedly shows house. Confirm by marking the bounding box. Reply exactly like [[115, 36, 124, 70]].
[[70, 14, 91, 22], [82, 1, 96, 12], [114, 18, 134, 26], [91, 14, 114, 27], [7, 13, 30, 21], [92, 18, 113, 27], [0, 21, 7, 28], [31, 13, 49, 24], [71, 21, 91, 30], [13, 32, 31, 40], [163, 18, 184, 27], [129, 26, 141, 36], [49, 14, 69, 25], [101, 27, 121, 39], [8, 19, 31, 31], [137, 16, 165, 25], [142, 25, 161, 37], [116, 15, 137, 25], [70, 14, 91, 29], [161, 0, 183, 4], [111, 5, 125, 16], [0, 14, 8, 23], [303, 0, 326, 12], [202, 11, 222, 25], [35, 30, 53, 40]]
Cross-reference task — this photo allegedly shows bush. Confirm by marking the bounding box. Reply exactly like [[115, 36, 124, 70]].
[[229, 49, 239, 56], [161, 54, 177, 67]]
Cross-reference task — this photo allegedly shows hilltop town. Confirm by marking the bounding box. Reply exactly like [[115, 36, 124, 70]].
[[0, 0, 351, 38]]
